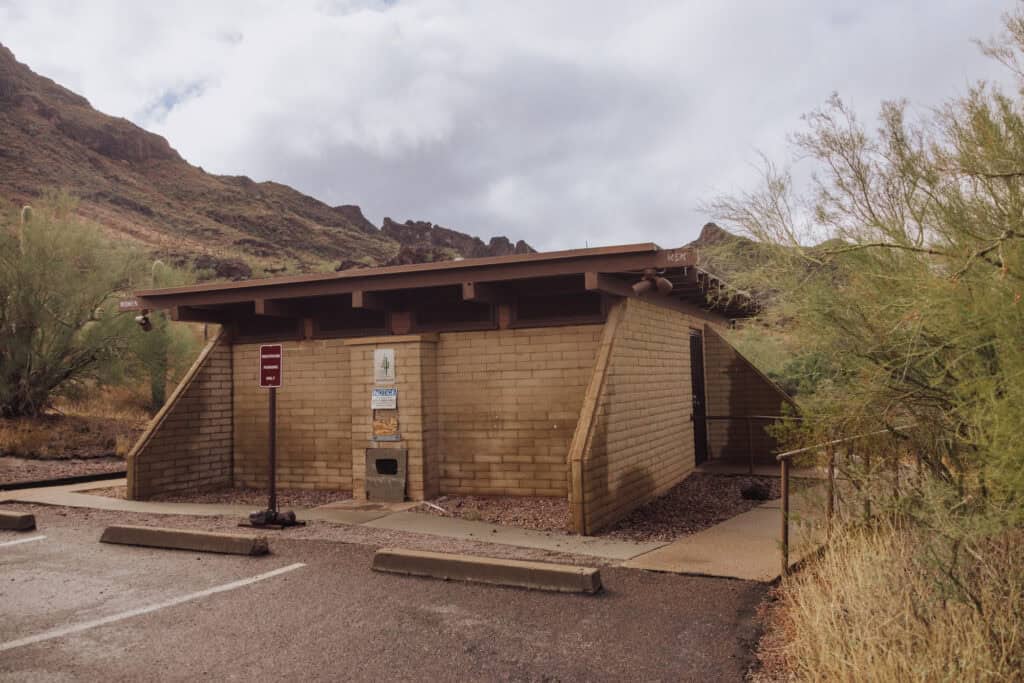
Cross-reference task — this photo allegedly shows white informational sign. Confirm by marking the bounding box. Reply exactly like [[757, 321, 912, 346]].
[[371, 387, 398, 410], [374, 348, 396, 383]]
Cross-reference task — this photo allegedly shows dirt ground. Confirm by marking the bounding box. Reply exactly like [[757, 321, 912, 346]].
[[414, 495, 571, 533], [87, 485, 352, 510], [747, 586, 790, 682], [0, 394, 146, 486], [413, 474, 781, 543], [0, 413, 145, 460], [0, 455, 125, 486]]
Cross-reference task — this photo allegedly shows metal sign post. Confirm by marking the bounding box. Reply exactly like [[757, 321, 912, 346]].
[[245, 345, 302, 528], [268, 384, 277, 514]]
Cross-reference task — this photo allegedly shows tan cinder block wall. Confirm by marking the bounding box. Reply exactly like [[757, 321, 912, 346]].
[[127, 332, 233, 499], [233, 339, 352, 490], [702, 326, 794, 464], [348, 335, 438, 500], [435, 325, 602, 497], [574, 298, 698, 533]]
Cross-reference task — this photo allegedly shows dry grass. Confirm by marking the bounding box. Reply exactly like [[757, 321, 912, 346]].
[[753, 521, 1024, 682], [0, 386, 148, 459]]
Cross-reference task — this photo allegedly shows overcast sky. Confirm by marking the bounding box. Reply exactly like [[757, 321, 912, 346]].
[[0, 1, 1015, 250]]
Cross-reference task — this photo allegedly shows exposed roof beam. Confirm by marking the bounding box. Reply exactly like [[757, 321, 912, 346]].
[[352, 290, 390, 311], [254, 299, 298, 317], [584, 272, 633, 298], [461, 281, 507, 304]]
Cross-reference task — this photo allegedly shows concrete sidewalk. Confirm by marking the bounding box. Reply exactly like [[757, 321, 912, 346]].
[[1, 478, 825, 575], [364, 512, 664, 561], [622, 485, 828, 582], [0, 479, 663, 561], [1, 480, 256, 518]]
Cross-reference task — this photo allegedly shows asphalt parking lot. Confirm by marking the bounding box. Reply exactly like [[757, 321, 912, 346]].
[[0, 511, 767, 682]]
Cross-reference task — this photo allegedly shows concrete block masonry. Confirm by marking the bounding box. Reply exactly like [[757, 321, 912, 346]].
[[0, 510, 36, 531], [100, 525, 269, 556], [371, 548, 602, 594]]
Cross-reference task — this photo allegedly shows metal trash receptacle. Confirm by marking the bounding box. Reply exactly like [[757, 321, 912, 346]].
[[365, 449, 407, 502]]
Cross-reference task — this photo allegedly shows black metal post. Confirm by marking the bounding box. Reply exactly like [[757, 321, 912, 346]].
[[269, 386, 277, 514], [781, 456, 790, 578], [746, 417, 754, 475]]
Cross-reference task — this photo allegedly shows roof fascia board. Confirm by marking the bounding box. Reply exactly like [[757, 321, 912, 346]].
[[138, 247, 696, 309]]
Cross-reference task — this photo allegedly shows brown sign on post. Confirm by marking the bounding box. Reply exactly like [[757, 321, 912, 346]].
[[259, 344, 283, 388]]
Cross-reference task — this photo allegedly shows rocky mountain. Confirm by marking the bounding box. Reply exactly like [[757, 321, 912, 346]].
[[0, 44, 533, 280]]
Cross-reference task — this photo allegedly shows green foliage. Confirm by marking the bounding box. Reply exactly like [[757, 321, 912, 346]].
[[0, 192, 142, 417], [0, 192, 201, 417], [710, 14, 1024, 680], [723, 324, 838, 397], [707, 29, 1024, 512], [123, 262, 200, 413]]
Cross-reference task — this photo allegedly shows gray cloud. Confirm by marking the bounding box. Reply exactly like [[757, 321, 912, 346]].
[[0, 0, 1013, 249]]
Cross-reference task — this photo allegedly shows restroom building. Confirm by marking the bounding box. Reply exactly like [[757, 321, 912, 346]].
[[127, 243, 794, 533]]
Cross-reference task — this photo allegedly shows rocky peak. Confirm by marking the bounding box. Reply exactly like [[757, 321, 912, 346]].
[[333, 204, 378, 234], [689, 222, 737, 246], [0, 41, 538, 279], [381, 217, 535, 261]]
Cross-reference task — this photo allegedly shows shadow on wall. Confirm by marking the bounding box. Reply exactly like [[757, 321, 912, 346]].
[[707, 330, 789, 466], [584, 413, 658, 534]]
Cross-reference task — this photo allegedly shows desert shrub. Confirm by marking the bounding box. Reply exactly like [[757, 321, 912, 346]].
[[707, 12, 1024, 512], [0, 192, 141, 417], [706, 9, 1024, 680], [0, 192, 200, 417]]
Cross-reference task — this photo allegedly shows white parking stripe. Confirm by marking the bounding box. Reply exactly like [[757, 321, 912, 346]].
[[0, 535, 46, 548], [0, 562, 306, 653]]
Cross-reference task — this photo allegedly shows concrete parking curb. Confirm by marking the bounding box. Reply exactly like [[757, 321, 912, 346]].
[[100, 525, 269, 556], [371, 548, 602, 594], [0, 510, 36, 531]]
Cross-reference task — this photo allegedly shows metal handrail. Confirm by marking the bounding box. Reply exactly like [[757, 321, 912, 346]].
[[778, 423, 915, 578], [776, 424, 915, 461], [705, 415, 804, 421], [701, 414, 802, 474]]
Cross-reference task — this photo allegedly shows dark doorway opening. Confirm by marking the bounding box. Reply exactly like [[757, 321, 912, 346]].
[[690, 331, 709, 465]]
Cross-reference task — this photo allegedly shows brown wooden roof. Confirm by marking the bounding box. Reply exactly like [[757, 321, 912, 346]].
[[134, 242, 756, 321]]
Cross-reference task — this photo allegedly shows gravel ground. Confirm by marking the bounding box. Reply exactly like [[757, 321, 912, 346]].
[[86, 485, 351, 510], [600, 473, 781, 543], [412, 474, 782, 543], [748, 586, 790, 682], [0, 456, 125, 486], [414, 495, 571, 533], [1, 501, 611, 567]]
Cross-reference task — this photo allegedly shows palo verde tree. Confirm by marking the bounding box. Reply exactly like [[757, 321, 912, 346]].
[[705, 14, 1024, 512], [0, 192, 142, 417]]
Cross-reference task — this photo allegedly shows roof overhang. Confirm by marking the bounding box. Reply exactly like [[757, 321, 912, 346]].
[[134, 242, 756, 322]]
